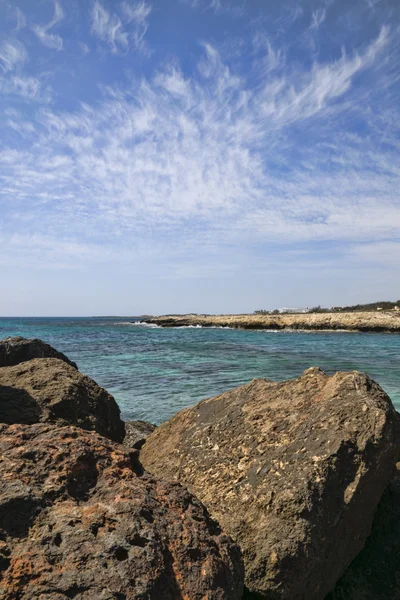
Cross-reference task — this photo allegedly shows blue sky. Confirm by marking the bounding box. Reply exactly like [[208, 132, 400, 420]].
[[0, 0, 399, 316]]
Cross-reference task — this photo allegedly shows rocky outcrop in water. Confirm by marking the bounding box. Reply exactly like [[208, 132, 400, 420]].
[[0, 423, 244, 600], [0, 336, 78, 369], [143, 311, 400, 332], [124, 420, 157, 449], [0, 358, 125, 443], [141, 368, 400, 599]]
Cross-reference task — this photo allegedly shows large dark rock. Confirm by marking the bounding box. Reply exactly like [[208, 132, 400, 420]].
[[141, 368, 400, 599], [0, 358, 125, 443], [124, 420, 157, 449], [0, 336, 77, 369], [327, 462, 400, 600], [0, 423, 244, 599]]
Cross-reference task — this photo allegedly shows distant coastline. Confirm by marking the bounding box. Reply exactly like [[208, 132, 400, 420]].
[[142, 311, 400, 333]]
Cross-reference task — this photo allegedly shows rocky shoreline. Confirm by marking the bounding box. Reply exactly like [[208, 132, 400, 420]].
[[1, 336, 399, 599], [142, 311, 400, 333]]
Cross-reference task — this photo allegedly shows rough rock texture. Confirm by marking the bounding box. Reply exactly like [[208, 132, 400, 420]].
[[0, 336, 78, 369], [0, 358, 125, 443], [124, 420, 157, 449], [0, 423, 244, 600], [143, 311, 400, 332], [327, 462, 400, 600], [141, 368, 400, 599]]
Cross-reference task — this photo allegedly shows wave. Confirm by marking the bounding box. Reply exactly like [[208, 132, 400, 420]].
[[171, 325, 235, 330], [117, 321, 161, 328]]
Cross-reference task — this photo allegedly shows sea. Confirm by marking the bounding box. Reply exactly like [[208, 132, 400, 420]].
[[1, 317, 400, 424]]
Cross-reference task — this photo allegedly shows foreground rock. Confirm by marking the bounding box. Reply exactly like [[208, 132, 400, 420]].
[[327, 462, 400, 600], [0, 423, 244, 599], [124, 420, 157, 449], [141, 368, 400, 599], [0, 336, 77, 369], [0, 358, 125, 443]]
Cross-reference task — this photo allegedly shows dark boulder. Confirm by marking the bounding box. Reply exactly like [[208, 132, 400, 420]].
[[141, 368, 400, 599], [0, 423, 244, 599], [0, 336, 77, 369], [0, 358, 125, 443], [124, 420, 157, 449], [327, 462, 400, 600]]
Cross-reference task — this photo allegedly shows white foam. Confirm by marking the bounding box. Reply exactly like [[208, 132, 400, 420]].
[[127, 321, 161, 328]]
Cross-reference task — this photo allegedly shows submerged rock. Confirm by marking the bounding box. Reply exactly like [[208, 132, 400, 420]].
[[0, 358, 125, 443], [0, 423, 244, 600], [0, 336, 78, 369], [141, 367, 400, 599], [327, 462, 400, 600], [124, 420, 157, 449]]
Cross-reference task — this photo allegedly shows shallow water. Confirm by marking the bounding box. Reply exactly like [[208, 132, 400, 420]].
[[1, 317, 399, 423]]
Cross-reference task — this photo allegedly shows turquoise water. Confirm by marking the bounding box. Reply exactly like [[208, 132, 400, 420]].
[[1, 317, 400, 423]]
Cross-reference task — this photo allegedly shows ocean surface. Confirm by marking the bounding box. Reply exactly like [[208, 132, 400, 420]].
[[1, 317, 400, 424]]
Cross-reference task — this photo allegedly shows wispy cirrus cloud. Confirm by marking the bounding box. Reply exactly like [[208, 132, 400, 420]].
[[0, 0, 399, 312], [310, 7, 327, 30], [0, 37, 50, 101], [0, 75, 50, 101], [182, 0, 246, 16], [0, 40, 27, 72], [1, 24, 398, 263], [15, 7, 27, 32], [90, 0, 151, 54], [32, 1, 64, 51]]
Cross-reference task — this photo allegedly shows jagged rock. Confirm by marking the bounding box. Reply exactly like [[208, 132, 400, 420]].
[[141, 368, 400, 599], [0, 358, 125, 443], [327, 462, 400, 600], [0, 336, 78, 369], [124, 420, 157, 449], [0, 423, 244, 600]]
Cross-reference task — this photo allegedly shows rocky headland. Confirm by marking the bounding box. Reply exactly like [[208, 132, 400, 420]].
[[142, 311, 400, 332], [1, 336, 399, 599]]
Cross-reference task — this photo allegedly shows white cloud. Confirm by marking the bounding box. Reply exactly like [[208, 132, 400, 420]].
[[79, 42, 91, 55], [0, 23, 398, 270], [15, 7, 27, 32], [32, 1, 64, 51], [311, 8, 326, 30], [183, 0, 246, 16], [0, 41, 27, 72], [0, 75, 50, 101], [91, 1, 128, 53], [91, 0, 151, 54], [349, 241, 400, 267], [184, 0, 222, 12]]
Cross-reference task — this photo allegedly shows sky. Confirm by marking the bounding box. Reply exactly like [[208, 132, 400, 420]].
[[0, 0, 399, 316]]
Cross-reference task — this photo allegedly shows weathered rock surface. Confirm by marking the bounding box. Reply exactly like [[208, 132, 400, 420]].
[[124, 420, 157, 449], [327, 462, 400, 600], [143, 311, 400, 332], [0, 423, 244, 600], [0, 336, 77, 369], [0, 358, 125, 443], [141, 368, 400, 599]]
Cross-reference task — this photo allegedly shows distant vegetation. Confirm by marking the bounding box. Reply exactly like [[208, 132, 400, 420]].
[[254, 301, 400, 315], [338, 301, 400, 312]]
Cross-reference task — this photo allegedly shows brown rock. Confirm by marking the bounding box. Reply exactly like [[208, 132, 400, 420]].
[[141, 368, 400, 599], [327, 462, 400, 600], [0, 336, 78, 369], [0, 423, 244, 600], [0, 358, 125, 443], [124, 420, 157, 449]]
